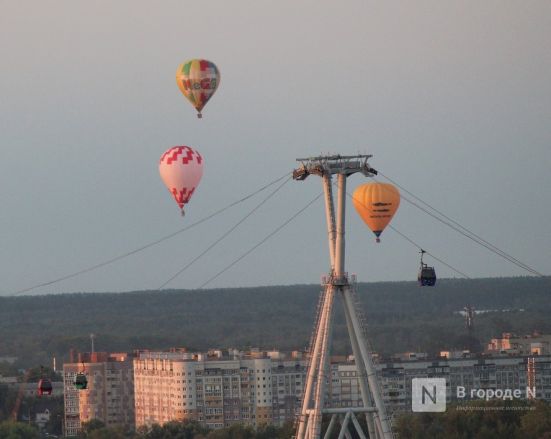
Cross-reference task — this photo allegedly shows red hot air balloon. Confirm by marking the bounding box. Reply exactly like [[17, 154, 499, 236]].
[[159, 146, 204, 215]]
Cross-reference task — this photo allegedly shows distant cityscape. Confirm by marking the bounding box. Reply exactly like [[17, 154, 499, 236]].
[[1, 332, 550, 436], [54, 333, 551, 435]]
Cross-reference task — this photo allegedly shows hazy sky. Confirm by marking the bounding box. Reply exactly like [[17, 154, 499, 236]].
[[1, 1, 550, 295]]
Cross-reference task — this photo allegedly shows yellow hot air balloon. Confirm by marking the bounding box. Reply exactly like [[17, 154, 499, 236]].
[[352, 182, 400, 242]]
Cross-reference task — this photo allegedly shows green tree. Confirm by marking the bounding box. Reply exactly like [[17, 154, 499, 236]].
[[86, 426, 129, 439], [136, 421, 209, 439], [0, 421, 40, 439], [78, 419, 107, 437], [0, 362, 19, 378], [0, 384, 19, 422], [393, 400, 551, 439], [520, 400, 551, 439], [206, 423, 255, 439]]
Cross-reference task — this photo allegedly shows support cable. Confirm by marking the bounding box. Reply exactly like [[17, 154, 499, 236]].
[[12, 172, 290, 295], [158, 177, 291, 289], [198, 192, 323, 289], [346, 190, 471, 279], [387, 225, 471, 279], [376, 173, 544, 277]]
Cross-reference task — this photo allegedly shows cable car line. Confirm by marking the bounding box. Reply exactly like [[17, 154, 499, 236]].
[[198, 192, 324, 289], [398, 192, 543, 276], [386, 225, 471, 279], [374, 174, 544, 277], [380, 171, 526, 264], [346, 190, 470, 279], [158, 177, 291, 289], [11, 172, 291, 296]]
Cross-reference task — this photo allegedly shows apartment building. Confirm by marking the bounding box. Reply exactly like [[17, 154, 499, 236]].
[[271, 359, 307, 425], [133, 350, 274, 429], [63, 352, 135, 437], [329, 354, 551, 416], [63, 347, 551, 434]]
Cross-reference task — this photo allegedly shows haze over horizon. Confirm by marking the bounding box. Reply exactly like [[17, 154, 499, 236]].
[[1, 1, 550, 295]]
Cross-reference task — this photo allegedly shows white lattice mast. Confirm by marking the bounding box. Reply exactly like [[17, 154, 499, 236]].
[[293, 155, 394, 439]]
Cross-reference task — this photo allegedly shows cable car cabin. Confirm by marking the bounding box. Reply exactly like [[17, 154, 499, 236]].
[[74, 373, 88, 390], [418, 265, 437, 286], [37, 378, 53, 396]]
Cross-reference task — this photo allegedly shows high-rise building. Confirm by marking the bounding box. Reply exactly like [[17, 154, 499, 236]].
[[63, 352, 135, 437], [271, 359, 307, 426], [133, 350, 277, 430]]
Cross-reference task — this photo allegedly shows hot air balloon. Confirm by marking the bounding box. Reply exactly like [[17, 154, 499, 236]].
[[159, 146, 204, 215], [176, 59, 220, 118], [352, 182, 400, 243]]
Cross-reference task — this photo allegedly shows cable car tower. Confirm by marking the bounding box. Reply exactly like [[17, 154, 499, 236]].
[[293, 155, 394, 439]]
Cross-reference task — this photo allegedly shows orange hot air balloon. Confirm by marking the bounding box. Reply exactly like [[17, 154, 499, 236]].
[[352, 182, 400, 243]]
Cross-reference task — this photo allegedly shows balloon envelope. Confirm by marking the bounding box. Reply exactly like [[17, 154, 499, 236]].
[[352, 182, 400, 242], [176, 59, 220, 118], [159, 146, 203, 214]]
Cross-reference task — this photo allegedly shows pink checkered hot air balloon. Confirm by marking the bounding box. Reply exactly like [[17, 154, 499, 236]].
[[159, 146, 203, 215]]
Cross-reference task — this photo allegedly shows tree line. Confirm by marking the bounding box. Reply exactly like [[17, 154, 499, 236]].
[[1, 400, 550, 439], [0, 277, 549, 368]]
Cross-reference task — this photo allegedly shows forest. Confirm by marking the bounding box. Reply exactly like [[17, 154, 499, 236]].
[[0, 276, 550, 368]]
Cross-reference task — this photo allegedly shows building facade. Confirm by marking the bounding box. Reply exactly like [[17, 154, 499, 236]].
[[63, 348, 551, 434], [271, 359, 307, 426], [329, 354, 551, 416], [63, 352, 135, 437], [133, 351, 277, 429]]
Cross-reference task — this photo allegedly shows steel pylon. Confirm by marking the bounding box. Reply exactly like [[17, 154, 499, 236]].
[[293, 155, 394, 439]]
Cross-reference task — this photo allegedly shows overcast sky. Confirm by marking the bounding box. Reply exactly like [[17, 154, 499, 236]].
[[1, 0, 550, 295]]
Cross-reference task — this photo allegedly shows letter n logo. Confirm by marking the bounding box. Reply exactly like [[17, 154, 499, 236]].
[[412, 378, 446, 412]]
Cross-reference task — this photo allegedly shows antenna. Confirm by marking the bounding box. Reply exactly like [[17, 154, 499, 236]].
[[293, 154, 393, 439], [464, 305, 475, 334], [90, 334, 95, 354]]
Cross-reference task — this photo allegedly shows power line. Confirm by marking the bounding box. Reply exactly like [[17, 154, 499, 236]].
[[12, 172, 291, 296], [158, 177, 291, 289], [376, 173, 543, 277], [198, 192, 323, 289]]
